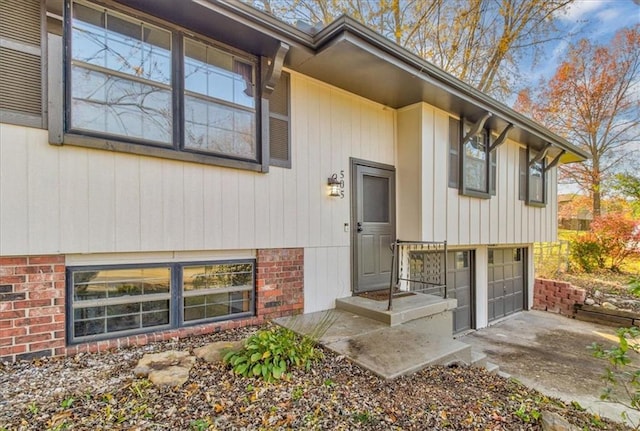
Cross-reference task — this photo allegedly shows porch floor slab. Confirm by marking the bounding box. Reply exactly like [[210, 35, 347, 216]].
[[274, 308, 471, 380]]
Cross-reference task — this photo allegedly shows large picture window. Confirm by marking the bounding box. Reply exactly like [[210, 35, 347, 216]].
[[65, 0, 265, 168], [67, 260, 255, 343]]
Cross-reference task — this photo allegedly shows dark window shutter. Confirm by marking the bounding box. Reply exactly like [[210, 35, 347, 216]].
[[448, 117, 460, 188], [269, 71, 290, 168], [519, 147, 527, 201], [490, 149, 497, 196], [0, 0, 44, 126]]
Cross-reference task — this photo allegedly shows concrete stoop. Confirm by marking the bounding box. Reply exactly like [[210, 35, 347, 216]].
[[336, 293, 458, 327], [276, 293, 499, 379]]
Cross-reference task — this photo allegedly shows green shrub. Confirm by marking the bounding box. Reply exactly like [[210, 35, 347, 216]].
[[570, 233, 604, 272], [223, 326, 323, 382]]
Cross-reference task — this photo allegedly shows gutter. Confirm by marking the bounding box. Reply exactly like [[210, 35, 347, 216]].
[[205, 1, 589, 161]]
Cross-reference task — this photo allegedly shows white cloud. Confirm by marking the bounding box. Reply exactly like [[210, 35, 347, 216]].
[[559, 0, 607, 22]]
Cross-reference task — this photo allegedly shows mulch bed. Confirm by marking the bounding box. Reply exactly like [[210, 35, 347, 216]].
[[0, 325, 630, 430]]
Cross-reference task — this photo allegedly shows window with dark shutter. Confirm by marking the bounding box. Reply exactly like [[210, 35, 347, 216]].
[[269, 71, 291, 168], [0, 0, 45, 128], [448, 117, 460, 188], [490, 149, 497, 196], [519, 147, 527, 201]]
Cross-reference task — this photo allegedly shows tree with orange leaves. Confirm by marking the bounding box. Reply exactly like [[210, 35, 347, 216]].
[[516, 26, 640, 218]]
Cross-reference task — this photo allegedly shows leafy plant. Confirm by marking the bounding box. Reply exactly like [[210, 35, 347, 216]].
[[28, 402, 39, 414], [590, 326, 640, 429], [190, 418, 211, 431], [223, 325, 323, 382], [292, 386, 304, 401], [60, 397, 75, 409], [514, 403, 541, 423]]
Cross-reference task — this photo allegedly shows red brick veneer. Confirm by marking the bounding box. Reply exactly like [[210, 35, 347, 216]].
[[0, 249, 304, 362], [0, 256, 66, 362], [532, 278, 586, 317]]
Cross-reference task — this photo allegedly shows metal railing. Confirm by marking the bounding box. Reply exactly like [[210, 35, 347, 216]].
[[388, 240, 448, 311]]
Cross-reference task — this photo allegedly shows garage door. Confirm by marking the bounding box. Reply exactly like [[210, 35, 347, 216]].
[[447, 251, 473, 333], [408, 250, 473, 333], [488, 248, 525, 322]]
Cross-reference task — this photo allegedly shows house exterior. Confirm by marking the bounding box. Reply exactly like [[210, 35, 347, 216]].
[[0, 0, 588, 362]]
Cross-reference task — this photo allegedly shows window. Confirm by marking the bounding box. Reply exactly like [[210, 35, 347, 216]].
[[67, 260, 255, 343], [449, 117, 496, 198], [519, 147, 546, 206], [61, 0, 289, 171]]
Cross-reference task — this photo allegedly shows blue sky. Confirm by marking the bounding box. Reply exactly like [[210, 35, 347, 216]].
[[524, 0, 640, 87]]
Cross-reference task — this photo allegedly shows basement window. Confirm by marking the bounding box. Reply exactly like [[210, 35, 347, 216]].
[[67, 260, 255, 344]]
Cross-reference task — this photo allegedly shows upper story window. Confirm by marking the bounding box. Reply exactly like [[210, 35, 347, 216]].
[[184, 38, 257, 160], [449, 117, 496, 198], [70, 3, 174, 144], [519, 147, 547, 206], [57, 0, 290, 171]]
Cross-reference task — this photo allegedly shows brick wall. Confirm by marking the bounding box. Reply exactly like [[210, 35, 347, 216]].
[[256, 248, 304, 319], [1, 248, 305, 362], [0, 256, 66, 362], [532, 278, 586, 317]]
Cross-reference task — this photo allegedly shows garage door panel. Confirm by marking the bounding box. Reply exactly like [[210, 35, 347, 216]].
[[448, 251, 473, 333], [488, 248, 525, 323]]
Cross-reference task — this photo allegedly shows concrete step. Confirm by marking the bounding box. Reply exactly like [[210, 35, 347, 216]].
[[336, 293, 457, 326], [485, 361, 500, 374], [276, 309, 472, 379], [326, 326, 473, 379], [470, 350, 488, 368]]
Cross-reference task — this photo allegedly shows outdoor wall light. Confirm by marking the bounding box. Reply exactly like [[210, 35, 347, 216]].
[[328, 174, 341, 197]]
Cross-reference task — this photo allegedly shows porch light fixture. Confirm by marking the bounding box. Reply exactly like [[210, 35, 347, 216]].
[[328, 174, 341, 197]]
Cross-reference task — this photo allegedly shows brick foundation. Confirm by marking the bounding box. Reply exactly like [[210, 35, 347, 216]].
[[0, 248, 304, 362], [532, 278, 586, 317], [0, 255, 66, 362], [256, 248, 304, 318]]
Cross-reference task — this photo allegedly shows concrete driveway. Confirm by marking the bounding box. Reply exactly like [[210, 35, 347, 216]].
[[460, 310, 640, 425]]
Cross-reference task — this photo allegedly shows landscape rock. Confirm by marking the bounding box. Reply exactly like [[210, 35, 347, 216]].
[[541, 411, 581, 431], [594, 290, 603, 298], [585, 298, 596, 306], [193, 340, 245, 363], [134, 350, 196, 387], [602, 302, 618, 310]]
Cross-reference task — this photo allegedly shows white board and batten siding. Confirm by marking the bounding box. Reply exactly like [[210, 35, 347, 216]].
[[0, 70, 396, 313], [396, 102, 558, 247]]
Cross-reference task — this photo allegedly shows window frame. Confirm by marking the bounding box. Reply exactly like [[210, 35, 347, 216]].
[[58, 0, 272, 172], [519, 146, 547, 207], [66, 259, 256, 345], [458, 118, 493, 199]]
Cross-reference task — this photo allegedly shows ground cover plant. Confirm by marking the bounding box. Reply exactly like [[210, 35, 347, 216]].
[[0, 325, 631, 430]]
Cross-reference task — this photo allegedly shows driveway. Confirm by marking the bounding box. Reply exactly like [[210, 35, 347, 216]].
[[460, 310, 640, 425]]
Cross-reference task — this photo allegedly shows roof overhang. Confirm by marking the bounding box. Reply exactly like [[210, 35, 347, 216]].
[[107, 0, 588, 163]]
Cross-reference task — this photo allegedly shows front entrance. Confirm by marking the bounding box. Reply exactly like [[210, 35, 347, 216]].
[[488, 248, 526, 322], [351, 159, 396, 293]]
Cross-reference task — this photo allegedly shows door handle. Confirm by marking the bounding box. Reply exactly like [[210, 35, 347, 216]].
[[357, 222, 363, 232]]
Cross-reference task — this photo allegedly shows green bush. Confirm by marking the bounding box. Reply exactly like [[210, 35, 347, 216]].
[[570, 233, 604, 273], [223, 326, 323, 382]]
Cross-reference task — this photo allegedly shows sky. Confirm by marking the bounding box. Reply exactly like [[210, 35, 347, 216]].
[[524, 0, 640, 87]]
